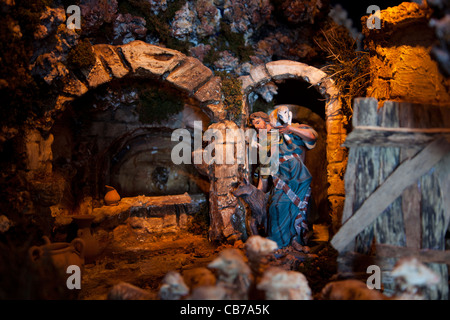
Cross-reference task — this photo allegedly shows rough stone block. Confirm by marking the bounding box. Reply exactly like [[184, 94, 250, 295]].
[[83, 55, 112, 88], [327, 162, 346, 180], [23, 129, 54, 173], [301, 66, 327, 86], [220, 207, 236, 236], [166, 57, 213, 93], [318, 78, 335, 96], [328, 195, 345, 230], [324, 98, 342, 118], [327, 176, 345, 196], [207, 120, 239, 132], [119, 40, 184, 77], [249, 64, 270, 84], [62, 75, 88, 97], [327, 142, 348, 164], [215, 176, 238, 195], [194, 76, 222, 103], [217, 193, 238, 209], [326, 116, 345, 135], [54, 95, 74, 112], [214, 164, 239, 179], [239, 75, 255, 93], [202, 102, 227, 122], [266, 60, 306, 79], [93, 44, 130, 78]]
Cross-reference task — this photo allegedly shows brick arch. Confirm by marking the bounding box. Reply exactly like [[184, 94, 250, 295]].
[[44, 40, 226, 131], [240, 60, 347, 230]]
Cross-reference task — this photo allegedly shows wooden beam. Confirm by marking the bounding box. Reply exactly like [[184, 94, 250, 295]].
[[376, 244, 450, 266], [401, 148, 422, 249], [341, 148, 357, 224], [434, 152, 450, 231], [331, 138, 450, 252], [344, 126, 450, 147]]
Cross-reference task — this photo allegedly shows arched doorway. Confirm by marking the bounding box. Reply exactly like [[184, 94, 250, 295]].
[[241, 61, 347, 231]]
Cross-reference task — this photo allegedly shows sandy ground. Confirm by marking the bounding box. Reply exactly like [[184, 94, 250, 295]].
[[78, 221, 337, 300]]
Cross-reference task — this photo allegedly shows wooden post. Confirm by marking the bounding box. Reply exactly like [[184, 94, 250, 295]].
[[334, 98, 450, 299]]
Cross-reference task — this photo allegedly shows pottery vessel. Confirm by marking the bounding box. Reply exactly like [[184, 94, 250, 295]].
[[104, 185, 120, 206], [29, 236, 85, 273], [71, 214, 100, 263]]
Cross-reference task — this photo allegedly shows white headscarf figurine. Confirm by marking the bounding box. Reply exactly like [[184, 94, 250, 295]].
[[269, 105, 293, 145]]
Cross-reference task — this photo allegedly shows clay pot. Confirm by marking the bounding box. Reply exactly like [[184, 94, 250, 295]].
[[104, 185, 120, 206], [29, 236, 85, 273], [71, 214, 100, 264]]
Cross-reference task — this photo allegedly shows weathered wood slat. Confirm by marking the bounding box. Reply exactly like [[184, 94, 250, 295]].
[[372, 103, 404, 255], [419, 151, 450, 300], [421, 169, 446, 250], [376, 244, 450, 265], [352, 146, 380, 254], [434, 152, 450, 230], [352, 97, 379, 127], [331, 138, 450, 251], [400, 148, 422, 249], [397, 102, 450, 128], [341, 148, 357, 224], [378, 101, 399, 127], [344, 126, 450, 147]]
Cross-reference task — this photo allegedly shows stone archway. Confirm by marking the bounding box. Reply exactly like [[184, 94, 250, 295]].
[[42, 40, 226, 131], [28, 40, 244, 243], [240, 61, 347, 232]]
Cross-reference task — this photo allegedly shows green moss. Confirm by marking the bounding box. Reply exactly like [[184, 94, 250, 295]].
[[67, 39, 96, 70], [216, 71, 244, 122], [136, 84, 184, 124], [118, 0, 189, 53], [203, 21, 254, 68], [218, 21, 253, 62]]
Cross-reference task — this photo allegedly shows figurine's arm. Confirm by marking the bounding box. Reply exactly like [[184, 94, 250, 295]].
[[277, 124, 317, 142]]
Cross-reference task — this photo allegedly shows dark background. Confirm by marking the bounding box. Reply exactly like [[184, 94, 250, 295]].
[[330, 0, 406, 30]]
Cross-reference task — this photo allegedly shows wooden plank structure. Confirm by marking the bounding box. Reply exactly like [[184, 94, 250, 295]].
[[331, 98, 450, 299]]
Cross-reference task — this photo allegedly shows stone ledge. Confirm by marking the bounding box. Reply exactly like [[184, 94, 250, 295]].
[[54, 193, 208, 232]]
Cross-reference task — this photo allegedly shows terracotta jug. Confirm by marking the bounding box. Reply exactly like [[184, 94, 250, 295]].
[[104, 185, 120, 206], [71, 214, 100, 263], [29, 236, 85, 273]]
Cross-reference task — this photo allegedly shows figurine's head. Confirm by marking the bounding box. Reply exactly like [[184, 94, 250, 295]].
[[249, 112, 271, 130], [270, 105, 292, 127], [278, 106, 292, 124]]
